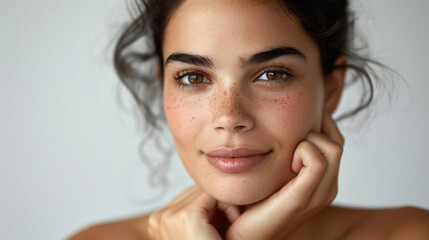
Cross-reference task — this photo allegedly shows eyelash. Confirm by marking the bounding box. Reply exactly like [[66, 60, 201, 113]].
[[173, 66, 294, 90], [174, 70, 210, 90], [255, 66, 294, 85]]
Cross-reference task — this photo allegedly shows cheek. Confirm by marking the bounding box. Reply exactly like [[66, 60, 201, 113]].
[[164, 94, 212, 188], [164, 92, 213, 168], [165, 96, 203, 142], [260, 88, 324, 142]]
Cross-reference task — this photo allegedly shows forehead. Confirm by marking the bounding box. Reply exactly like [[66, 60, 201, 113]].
[[162, 0, 319, 66]]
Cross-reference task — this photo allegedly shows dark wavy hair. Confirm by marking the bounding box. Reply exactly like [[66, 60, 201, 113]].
[[113, 0, 386, 187]]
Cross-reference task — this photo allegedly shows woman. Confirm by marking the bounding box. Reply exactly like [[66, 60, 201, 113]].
[[69, 0, 429, 239]]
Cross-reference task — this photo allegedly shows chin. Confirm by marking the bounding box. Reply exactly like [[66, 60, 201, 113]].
[[216, 193, 268, 206], [199, 174, 289, 206]]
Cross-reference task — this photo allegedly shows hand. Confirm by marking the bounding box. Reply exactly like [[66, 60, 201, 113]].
[[147, 185, 223, 240], [224, 112, 345, 240]]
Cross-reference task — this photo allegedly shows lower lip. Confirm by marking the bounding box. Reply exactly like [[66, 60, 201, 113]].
[[206, 152, 270, 173]]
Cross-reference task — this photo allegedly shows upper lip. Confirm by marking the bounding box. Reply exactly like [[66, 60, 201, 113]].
[[205, 147, 271, 158]]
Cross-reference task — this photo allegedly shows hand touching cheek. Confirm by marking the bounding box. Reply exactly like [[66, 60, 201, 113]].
[[223, 113, 344, 240]]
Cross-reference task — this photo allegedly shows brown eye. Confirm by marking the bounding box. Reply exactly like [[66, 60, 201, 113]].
[[177, 71, 209, 86], [257, 68, 291, 82], [257, 66, 293, 84], [188, 73, 204, 84], [266, 71, 284, 80]]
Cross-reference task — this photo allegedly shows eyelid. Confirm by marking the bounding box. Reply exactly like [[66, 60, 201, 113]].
[[173, 69, 212, 90], [255, 66, 294, 81], [175, 69, 207, 79], [172, 65, 294, 91]]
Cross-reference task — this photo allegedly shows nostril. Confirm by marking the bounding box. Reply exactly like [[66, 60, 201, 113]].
[[213, 110, 255, 133], [234, 125, 246, 130], [215, 126, 225, 131]]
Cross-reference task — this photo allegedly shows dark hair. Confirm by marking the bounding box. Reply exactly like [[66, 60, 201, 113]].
[[113, 0, 387, 186]]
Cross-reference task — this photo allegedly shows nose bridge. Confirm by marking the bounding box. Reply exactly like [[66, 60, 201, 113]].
[[211, 82, 254, 132]]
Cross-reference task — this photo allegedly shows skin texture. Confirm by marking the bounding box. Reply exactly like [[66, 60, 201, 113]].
[[152, 1, 346, 239], [67, 0, 429, 239], [162, 0, 328, 205]]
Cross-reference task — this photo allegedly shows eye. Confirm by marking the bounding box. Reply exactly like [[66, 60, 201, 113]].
[[176, 70, 210, 86], [258, 70, 289, 81]]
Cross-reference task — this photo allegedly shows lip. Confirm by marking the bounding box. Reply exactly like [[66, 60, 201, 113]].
[[205, 147, 271, 173]]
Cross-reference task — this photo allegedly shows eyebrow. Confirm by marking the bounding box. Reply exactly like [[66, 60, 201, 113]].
[[165, 46, 306, 69], [165, 53, 215, 69], [245, 47, 307, 66]]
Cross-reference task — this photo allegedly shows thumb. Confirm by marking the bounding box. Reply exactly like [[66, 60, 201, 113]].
[[217, 202, 241, 223]]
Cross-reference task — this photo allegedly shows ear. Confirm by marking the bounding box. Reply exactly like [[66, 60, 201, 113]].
[[324, 55, 347, 114]]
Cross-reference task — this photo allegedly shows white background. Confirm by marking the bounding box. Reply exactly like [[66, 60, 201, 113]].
[[1, 0, 428, 239]]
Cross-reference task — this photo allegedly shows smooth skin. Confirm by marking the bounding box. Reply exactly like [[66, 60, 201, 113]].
[[68, 0, 429, 239], [162, 0, 333, 207]]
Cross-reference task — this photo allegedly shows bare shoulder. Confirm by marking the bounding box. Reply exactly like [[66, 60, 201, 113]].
[[361, 206, 429, 240], [307, 205, 429, 240], [66, 214, 150, 240]]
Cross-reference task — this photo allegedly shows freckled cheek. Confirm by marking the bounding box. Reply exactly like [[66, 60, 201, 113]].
[[260, 91, 321, 141], [164, 97, 207, 142], [164, 96, 210, 187]]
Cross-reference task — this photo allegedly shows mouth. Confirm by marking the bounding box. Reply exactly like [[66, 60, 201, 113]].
[[204, 148, 272, 173]]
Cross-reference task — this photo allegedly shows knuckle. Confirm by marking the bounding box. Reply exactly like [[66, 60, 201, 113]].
[[148, 212, 162, 237], [158, 209, 180, 228], [298, 140, 312, 150], [311, 156, 328, 171], [334, 143, 344, 154], [177, 209, 192, 223], [327, 143, 343, 159], [148, 211, 161, 226]]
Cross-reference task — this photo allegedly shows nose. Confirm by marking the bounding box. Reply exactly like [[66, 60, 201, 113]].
[[211, 86, 254, 133]]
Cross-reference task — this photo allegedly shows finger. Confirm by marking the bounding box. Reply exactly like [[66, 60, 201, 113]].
[[306, 132, 343, 166], [283, 141, 328, 203], [191, 192, 218, 218], [305, 132, 342, 204], [217, 202, 241, 223], [225, 141, 328, 240], [322, 112, 344, 146]]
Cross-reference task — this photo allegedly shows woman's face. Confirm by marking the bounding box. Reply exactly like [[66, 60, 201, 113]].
[[162, 0, 327, 205]]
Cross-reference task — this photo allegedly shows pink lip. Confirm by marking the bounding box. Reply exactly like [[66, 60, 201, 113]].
[[205, 148, 271, 173]]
